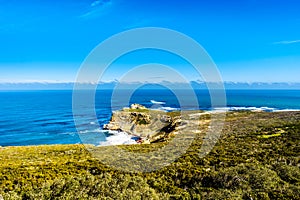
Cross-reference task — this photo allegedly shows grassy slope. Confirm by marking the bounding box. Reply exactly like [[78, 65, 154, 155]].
[[0, 111, 299, 200]]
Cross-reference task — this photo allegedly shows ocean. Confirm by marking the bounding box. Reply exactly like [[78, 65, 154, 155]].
[[0, 89, 299, 146]]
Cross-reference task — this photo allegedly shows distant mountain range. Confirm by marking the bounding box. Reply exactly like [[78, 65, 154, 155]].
[[0, 81, 299, 90]]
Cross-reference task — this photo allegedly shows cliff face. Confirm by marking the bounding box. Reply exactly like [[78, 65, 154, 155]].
[[103, 104, 183, 143]]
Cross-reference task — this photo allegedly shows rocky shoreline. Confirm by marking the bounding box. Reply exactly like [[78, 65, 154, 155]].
[[103, 104, 186, 144], [103, 103, 300, 145]]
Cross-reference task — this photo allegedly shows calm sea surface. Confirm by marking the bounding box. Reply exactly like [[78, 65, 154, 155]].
[[0, 89, 299, 146]]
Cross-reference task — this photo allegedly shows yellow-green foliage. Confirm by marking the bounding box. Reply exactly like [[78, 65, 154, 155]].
[[0, 111, 300, 199], [258, 133, 282, 138], [257, 128, 285, 138]]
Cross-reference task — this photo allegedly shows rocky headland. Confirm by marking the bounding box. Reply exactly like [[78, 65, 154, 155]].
[[103, 104, 188, 143]]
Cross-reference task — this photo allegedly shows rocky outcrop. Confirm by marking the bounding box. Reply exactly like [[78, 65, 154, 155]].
[[130, 103, 147, 110], [103, 104, 183, 143]]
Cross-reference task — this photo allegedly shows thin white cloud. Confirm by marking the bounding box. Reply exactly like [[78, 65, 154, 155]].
[[273, 40, 300, 45], [90, 0, 112, 7], [80, 0, 112, 19], [91, 0, 102, 7]]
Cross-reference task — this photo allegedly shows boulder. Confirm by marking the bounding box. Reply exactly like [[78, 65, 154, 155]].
[[130, 103, 147, 110]]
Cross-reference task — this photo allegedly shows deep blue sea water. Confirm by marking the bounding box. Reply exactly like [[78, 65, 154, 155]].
[[0, 89, 299, 146]]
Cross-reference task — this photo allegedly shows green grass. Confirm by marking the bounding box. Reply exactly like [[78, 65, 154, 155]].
[[0, 111, 299, 199]]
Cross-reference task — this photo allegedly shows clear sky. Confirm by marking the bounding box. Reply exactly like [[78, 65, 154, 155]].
[[0, 0, 300, 83]]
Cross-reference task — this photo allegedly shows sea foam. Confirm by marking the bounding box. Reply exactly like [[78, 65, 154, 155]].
[[99, 131, 137, 146], [150, 100, 166, 105]]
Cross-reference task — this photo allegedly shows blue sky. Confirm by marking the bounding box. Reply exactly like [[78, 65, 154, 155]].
[[0, 0, 300, 83]]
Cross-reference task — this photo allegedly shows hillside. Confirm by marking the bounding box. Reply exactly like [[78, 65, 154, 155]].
[[0, 111, 299, 199]]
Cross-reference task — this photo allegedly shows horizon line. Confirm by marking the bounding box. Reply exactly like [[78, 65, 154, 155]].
[[0, 81, 300, 84]]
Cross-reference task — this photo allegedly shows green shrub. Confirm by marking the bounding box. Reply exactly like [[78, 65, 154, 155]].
[[0, 111, 299, 199]]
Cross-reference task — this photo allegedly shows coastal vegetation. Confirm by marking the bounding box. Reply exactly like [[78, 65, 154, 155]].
[[0, 111, 299, 199]]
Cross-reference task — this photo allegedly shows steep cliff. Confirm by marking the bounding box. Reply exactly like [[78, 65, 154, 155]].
[[103, 104, 184, 143]]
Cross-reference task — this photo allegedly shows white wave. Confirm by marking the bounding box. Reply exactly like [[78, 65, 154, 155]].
[[212, 106, 281, 112], [157, 107, 180, 111], [149, 106, 179, 112], [78, 129, 125, 135], [228, 106, 276, 112], [230, 107, 262, 111], [78, 129, 102, 134], [213, 107, 231, 111], [99, 131, 137, 146], [273, 109, 300, 112], [162, 107, 179, 111], [61, 132, 77, 136], [150, 100, 166, 105]]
